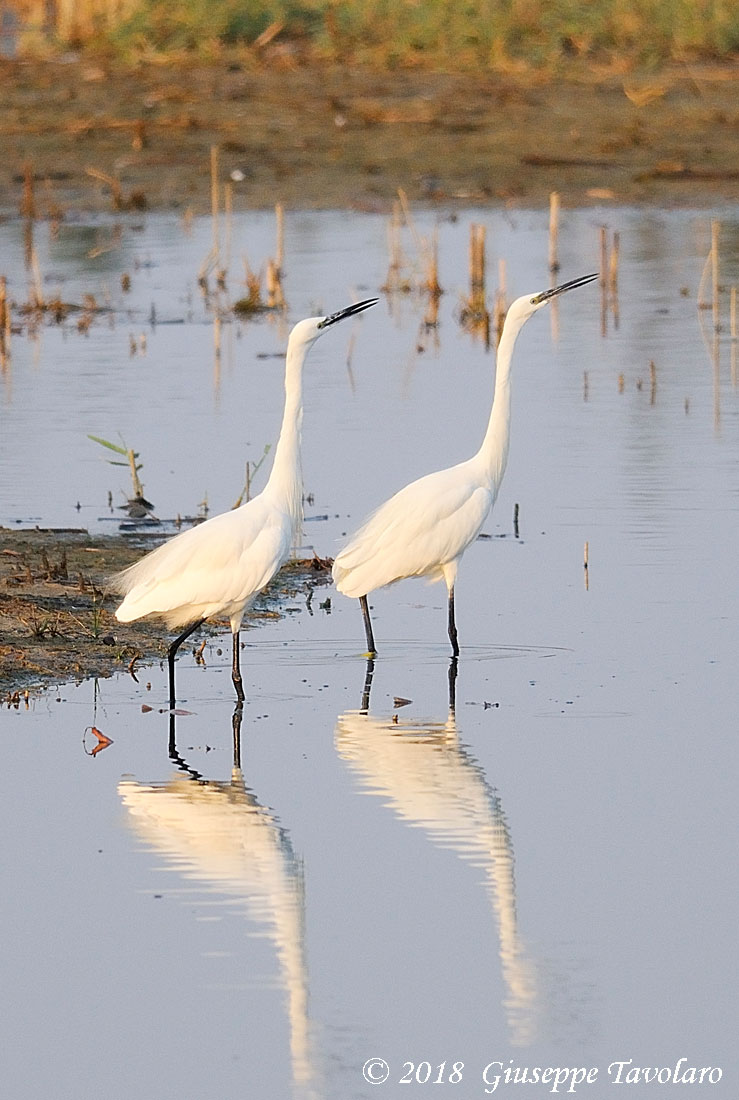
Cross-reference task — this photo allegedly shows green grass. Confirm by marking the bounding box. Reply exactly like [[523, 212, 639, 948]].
[[47, 0, 739, 66]]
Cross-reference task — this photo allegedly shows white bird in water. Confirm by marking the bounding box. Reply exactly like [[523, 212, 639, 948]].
[[332, 273, 598, 656], [114, 297, 378, 707]]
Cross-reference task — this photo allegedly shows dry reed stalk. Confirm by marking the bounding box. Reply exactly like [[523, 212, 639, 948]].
[[266, 258, 285, 309], [425, 225, 442, 299], [609, 231, 620, 295], [29, 247, 44, 310], [213, 312, 222, 362], [730, 286, 737, 387], [382, 200, 405, 292], [513, 502, 520, 539], [599, 226, 608, 336], [0, 276, 9, 365], [599, 227, 608, 287], [459, 223, 490, 345], [397, 188, 423, 255], [493, 257, 507, 344], [548, 191, 560, 276], [650, 360, 657, 404], [711, 219, 720, 333], [583, 541, 589, 590], [223, 181, 233, 279], [127, 449, 144, 500], [210, 145, 220, 257], [275, 202, 285, 275], [608, 229, 620, 328], [469, 223, 486, 303], [20, 162, 35, 220], [21, 212, 35, 268], [421, 226, 442, 329], [85, 167, 123, 211]]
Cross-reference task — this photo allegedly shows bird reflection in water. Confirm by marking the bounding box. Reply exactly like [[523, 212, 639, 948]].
[[337, 659, 540, 1047], [118, 708, 316, 1096]]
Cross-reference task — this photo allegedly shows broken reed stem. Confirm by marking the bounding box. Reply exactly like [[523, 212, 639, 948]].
[[223, 180, 233, 277], [383, 199, 404, 291], [493, 257, 507, 342], [425, 224, 442, 299], [275, 202, 284, 275], [397, 187, 424, 256], [0, 276, 9, 364], [85, 167, 123, 211], [30, 247, 44, 309], [711, 219, 720, 333], [548, 191, 560, 276], [610, 230, 621, 329], [599, 227, 609, 336], [469, 223, 486, 303], [730, 286, 734, 389], [21, 161, 35, 219], [266, 258, 285, 308], [583, 541, 589, 590], [650, 359, 657, 405], [210, 144, 221, 268], [513, 502, 520, 539], [599, 227, 608, 287], [396, 188, 441, 302], [609, 231, 620, 295], [213, 314, 222, 390], [127, 449, 144, 499]]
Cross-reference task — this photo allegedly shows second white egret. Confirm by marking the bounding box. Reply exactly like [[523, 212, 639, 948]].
[[332, 274, 598, 656]]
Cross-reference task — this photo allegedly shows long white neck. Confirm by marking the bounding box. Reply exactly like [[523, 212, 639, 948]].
[[263, 339, 306, 529], [474, 307, 529, 490]]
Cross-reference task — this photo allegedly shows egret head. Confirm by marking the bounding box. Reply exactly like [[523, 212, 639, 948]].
[[288, 298, 379, 351], [507, 272, 599, 326]]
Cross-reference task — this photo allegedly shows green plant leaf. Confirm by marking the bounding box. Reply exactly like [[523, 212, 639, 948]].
[[87, 434, 129, 456]]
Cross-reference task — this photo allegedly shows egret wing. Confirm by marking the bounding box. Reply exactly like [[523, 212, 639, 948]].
[[115, 498, 293, 623]]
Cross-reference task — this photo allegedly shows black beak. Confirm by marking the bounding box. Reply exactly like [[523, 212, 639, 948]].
[[318, 297, 379, 329], [533, 272, 599, 304]]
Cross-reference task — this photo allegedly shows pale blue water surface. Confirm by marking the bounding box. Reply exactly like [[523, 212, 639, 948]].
[[0, 206, 737, 1099]]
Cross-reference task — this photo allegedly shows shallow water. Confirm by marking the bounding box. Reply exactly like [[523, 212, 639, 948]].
[[1, 207, 738, 1098]]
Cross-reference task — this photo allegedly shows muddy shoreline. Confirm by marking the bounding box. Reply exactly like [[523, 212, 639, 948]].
[[2, 57, 738, 215], [0, 526, 332, 700]]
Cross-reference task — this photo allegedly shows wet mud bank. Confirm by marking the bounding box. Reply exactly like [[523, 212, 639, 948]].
[[0, 527, 331, 699], [1, 57, 738, 214]]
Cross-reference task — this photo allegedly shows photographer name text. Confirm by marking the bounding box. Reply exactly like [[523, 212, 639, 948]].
[[361, 1057, 723, 1092]]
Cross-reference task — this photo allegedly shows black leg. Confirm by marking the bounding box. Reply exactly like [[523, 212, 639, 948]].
[[360, 595, 377, 656], [448, 585, 460, 657], [232, 704, 243, 769], [448, 656, 458, 715], [231, 630, 245, 703], [168, 618, 205, 710], [360, 657, 375, 714]]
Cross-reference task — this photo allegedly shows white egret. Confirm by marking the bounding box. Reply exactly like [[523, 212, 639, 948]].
[[114, 297, 378, 707], [332, 273, 598, 656]]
